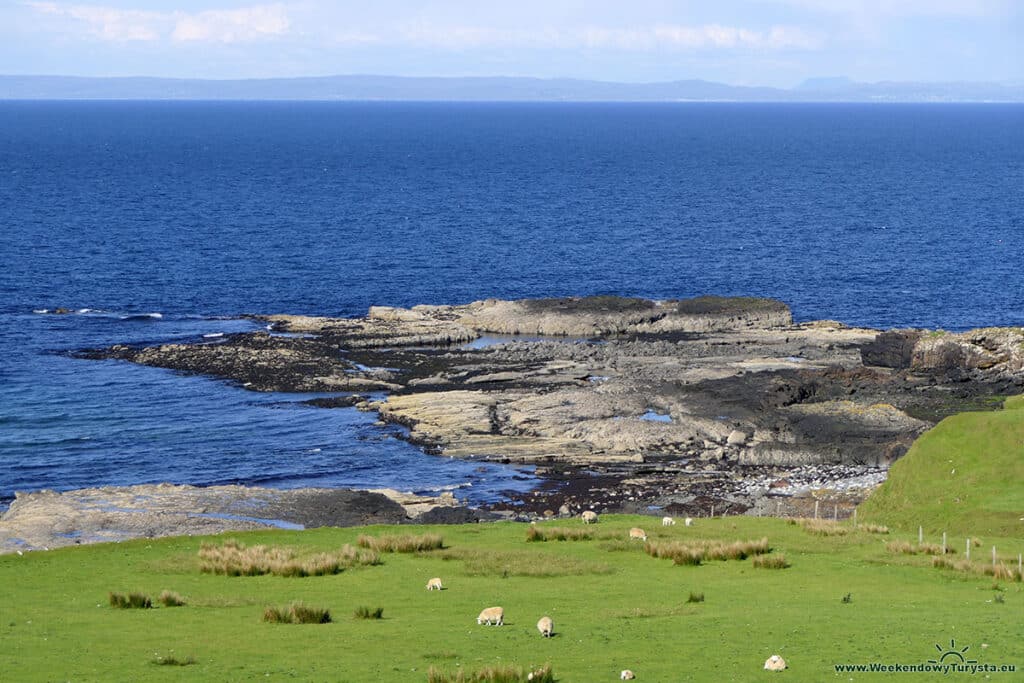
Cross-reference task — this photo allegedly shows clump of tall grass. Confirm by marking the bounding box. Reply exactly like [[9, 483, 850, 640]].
[[686, 591, 705, 603], [158, 590, 186, 607], [858, 524, 890, 534], [791, 518, 850, 536], [886, 541, 948, 556], [426, 663, 554, 683], [645, 538, 770, 565], [932, 556, 1022, 582], [109, 592, 152, 609], [354, 606, 384, 620], [526, 526, 594, 542], [152, 654, 196, 666], [262, 602, 331, 624], [357, 533, 444, 553], [198, 540, 379, 577], [752, 553, 790, 569]]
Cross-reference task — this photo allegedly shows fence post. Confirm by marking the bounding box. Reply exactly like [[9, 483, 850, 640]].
[[710, 504, 715, 518], [814, 501, 819, 519], [853, 508, 857, 528], [776, 501, 781, 517], [966, 538, 970, 561], [919, 526, 923, 545], [833, 505, 838, 521], [942, 532, 947, 555], [992, 546, 997, 569]]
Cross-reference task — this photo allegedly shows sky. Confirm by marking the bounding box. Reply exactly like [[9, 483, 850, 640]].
[[1, 1, 1021, 87]]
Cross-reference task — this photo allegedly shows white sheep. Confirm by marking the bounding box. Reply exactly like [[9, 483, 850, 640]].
[[476, 606, 504, 625], [536, 615, 553, 638], [426, 577, 443, 591], [581, 510, 598, 524], [684, 517, 694, 527], [628, 527, 647, 541], [662, 516, 675, 526], [764, 655, 787, 671], [620, 670, 636, 680]]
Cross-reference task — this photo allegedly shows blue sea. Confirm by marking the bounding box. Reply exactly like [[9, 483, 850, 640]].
[[1, 101, 1022, 507]]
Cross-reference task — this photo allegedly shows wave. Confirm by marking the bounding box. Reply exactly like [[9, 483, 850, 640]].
[[119, 313, 163, 321], [202, 332, 225, 338]]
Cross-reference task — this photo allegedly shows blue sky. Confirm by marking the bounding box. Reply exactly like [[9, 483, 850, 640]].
[[2, 1, 1021, 87]]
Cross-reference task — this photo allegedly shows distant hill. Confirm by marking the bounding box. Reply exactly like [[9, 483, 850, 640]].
[[1, 74, 1021, 102]]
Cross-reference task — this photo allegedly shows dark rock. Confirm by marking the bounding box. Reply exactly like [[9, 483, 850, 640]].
[[861, 330, 923, 368], [264, 489, 407, 528], [415, 505, 493, 524]]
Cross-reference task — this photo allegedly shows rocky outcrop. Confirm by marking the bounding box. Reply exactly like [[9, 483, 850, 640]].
[[863, 327, 1024, 380], [76, 296, 1024, 519], [0, 484, 472, 553]]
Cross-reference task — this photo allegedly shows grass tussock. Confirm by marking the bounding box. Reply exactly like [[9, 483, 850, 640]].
[[158, 590, 186, 607], [440, 548, 614, 577], [262, 602, 331, 625], [526, 526, 594, 542], [858, 524, 890, 534], [357, 533, 444, 553], [426, 663, 554, 683], [152, 654, 196, 666], [198, 540, 379, 577], [791, 518, 850, 536], [686, 591, 705, 603], [109, 592, 152, 609], [886, 540, 949, 556], [645, 537, 771, 565], [752, 553, 790, 569], [354, 606, 384, 620], [932, 556, 1023, 582]]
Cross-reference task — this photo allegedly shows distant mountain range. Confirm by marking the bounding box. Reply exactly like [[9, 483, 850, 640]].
[[1, 74, 1021, 102]]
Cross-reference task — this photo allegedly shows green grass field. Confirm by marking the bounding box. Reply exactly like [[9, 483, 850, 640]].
[[1, 515, 1021, 682], [3, 397, 1022, 681], [859, 394, 1024, 537]]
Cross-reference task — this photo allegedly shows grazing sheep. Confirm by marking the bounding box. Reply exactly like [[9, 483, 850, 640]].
[[764, 655, 787, 671], [629, 527, 647, 541], [476, 606, 504, 626], [620, 670, 636, 680], [537, 615, 553, 638], [662, 516, 675, 526], [581, 510, 599, 524], [426, 577, 443, 591], [684, 517, 694, 527]]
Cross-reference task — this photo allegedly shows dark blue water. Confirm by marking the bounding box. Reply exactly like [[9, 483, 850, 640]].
[[2, 101, 1022, 506]]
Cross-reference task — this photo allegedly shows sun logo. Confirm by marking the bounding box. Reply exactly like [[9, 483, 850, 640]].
[[928, 639, 977, 665]]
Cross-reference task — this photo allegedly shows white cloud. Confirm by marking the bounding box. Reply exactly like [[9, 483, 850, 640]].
[[396, 23, 821, 51], [25, 1, 290, 43], [171, 5, 289, 44], [764, 0, 1012, 17], [27, 1, 163, 41]]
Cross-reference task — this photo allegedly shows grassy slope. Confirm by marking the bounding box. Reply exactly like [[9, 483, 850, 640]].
[[859, 395, 1024, 537], [1, 517, 1021, 682]]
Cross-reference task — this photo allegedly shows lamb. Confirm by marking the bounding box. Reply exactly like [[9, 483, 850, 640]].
[[764, 655, 787, 671], [426, 577, 443, 591], [476, 606, 504, 625], [620, 670, 636, 680], [536, 615, 553, 638], [684, 517, 694, 527], [662, 516, 675, 526], [628, 527, 647, 541], [581, 510, 598, 524]]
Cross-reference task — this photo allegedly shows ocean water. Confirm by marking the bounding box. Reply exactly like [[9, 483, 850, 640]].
[[1, 101, 1022, 506]]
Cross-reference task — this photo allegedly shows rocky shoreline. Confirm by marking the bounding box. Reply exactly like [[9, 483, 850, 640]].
[[7, 296, 1021, 552]]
